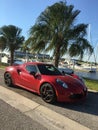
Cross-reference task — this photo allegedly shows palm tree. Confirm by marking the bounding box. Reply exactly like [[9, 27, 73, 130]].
[[0, 25, 24, 65], [26, 1, 93, 67]]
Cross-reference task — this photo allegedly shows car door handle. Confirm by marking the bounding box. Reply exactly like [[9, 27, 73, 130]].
[[17, 69, 21, 74]]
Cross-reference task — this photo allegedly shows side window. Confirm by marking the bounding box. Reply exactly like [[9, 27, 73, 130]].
[[26, 65, 37, 73]]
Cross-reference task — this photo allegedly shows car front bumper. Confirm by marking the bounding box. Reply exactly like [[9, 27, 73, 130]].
[[56, 87, 87, 102]]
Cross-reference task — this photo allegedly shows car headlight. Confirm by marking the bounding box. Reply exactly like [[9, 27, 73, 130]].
[[56, 78, 68, 89]]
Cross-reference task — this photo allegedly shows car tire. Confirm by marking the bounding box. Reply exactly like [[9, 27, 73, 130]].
[[40, 83, 56, 103], [4, 72, 13, 87]]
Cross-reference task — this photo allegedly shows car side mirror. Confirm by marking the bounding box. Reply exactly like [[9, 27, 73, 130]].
[[29, 71, 36, 77], [62, 70, 65, 75]]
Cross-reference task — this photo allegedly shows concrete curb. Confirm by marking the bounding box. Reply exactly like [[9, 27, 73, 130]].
[[0, 85, 90, 130]]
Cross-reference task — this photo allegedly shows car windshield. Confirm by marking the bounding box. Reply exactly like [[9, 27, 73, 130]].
[[37, 64, 62, 75]]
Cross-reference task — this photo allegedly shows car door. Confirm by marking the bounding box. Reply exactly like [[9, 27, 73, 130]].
[[19, 65, 40, 92]]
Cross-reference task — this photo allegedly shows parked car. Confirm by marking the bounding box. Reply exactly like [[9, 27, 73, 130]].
[[4, 62, 87, 103], [13, 60, 24, 65]]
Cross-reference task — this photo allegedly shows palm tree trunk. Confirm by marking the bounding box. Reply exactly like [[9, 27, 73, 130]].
[[10, 49, 14, 65], [54, 45, 61, 67]]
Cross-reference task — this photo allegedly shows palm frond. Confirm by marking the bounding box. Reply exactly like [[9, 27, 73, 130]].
[[26, 1, 93, 67]]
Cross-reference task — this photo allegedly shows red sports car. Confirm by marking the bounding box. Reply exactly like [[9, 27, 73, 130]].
[[4, 62, 87, 103]]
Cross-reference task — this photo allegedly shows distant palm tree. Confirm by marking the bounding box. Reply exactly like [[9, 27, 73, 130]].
[[0, 25, 24, 65], [26, 1, 93, 67]]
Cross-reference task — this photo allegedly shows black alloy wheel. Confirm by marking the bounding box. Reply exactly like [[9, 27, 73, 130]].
[[4, 73, 13, 87], [40, 83, 56, 103]]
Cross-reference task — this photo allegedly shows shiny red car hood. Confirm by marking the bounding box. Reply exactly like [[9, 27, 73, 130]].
[[42, 74, 85, 89], [59, 75, 82, 85]]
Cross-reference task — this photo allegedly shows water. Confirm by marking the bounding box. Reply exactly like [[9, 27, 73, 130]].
[[75, 71, 98, 80]]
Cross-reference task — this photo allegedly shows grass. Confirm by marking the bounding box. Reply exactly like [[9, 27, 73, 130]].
[[0, 65, 6, 69], [84, 78, 98, 91], [0, 63, 8, 69]]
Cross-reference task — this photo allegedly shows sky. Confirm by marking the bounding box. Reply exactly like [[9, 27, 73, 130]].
[[0, 0, 98, 62]]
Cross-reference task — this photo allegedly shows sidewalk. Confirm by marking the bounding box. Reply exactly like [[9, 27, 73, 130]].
[[0, 85, 91, 130], [0, 99, 47, 130]]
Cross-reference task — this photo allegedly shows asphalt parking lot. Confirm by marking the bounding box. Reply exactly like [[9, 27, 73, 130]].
[[0, 68, 98, 130]]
